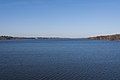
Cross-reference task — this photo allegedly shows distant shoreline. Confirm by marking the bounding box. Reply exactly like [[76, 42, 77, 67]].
[[0, 36, 82, 40], [0, 34, 120, 41], [88, 34, 120, 41]]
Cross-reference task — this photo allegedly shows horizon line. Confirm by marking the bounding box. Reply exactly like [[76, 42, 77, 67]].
[[0, 33, 120, 38]]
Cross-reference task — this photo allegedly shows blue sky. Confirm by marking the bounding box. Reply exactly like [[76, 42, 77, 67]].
[[0, 0, 120, 38]]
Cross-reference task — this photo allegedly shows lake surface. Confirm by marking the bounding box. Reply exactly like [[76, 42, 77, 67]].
[[0, 39, 120, 80]]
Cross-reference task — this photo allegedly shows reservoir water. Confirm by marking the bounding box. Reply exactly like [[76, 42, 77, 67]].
[[0, 39, 120, 80]]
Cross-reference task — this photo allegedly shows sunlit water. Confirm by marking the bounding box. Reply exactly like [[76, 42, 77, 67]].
[[0, 39, 120, 80]]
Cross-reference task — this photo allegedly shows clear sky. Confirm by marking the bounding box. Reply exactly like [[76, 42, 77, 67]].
[[0, 0, 120, 38]]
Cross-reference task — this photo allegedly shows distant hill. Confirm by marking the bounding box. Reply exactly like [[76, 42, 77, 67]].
[[88, 34, 120, 41]]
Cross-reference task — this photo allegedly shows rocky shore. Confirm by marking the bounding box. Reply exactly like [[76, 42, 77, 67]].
[[88, 34, 120, 41]]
